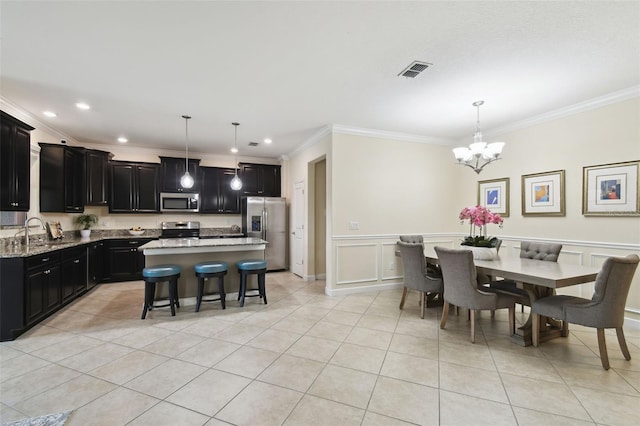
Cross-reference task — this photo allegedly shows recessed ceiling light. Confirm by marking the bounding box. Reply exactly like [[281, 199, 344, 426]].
[[117, 136, 128, 143], [43, 111, 57, 118], [230, 147, 238, 154], [264, 138, 272, 144], [75, 102, 90, 110]]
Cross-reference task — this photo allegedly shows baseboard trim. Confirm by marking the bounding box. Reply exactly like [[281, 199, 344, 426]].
[[325, 281, 403, 296]]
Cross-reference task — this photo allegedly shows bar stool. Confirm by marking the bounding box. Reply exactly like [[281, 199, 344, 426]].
[[236, 259, 268, 307], [141, 264, 181, 319], [194, 261, 228, 312]]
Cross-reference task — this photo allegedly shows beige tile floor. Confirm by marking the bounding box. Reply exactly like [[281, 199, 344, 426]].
[[1, 272, 639, 425]]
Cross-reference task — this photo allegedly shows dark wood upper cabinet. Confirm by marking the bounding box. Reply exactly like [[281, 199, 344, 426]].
[[85, 149, 113, 206], [39, 143, 85, 213], [159, 156, 201, 192], [1, 111, 34, 211], [200, 166, 240, 214], [239, 163, 281, 197], [109, 161, 159, 213]]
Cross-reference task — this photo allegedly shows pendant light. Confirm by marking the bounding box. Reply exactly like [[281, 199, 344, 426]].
[[230, 122, 243, 191], [180, 114, 195, 189]]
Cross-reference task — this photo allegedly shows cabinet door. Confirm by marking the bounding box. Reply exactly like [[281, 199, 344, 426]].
[[45, 266, 61, 313], [110, 163, 136, 212], [25, 268, 46, 325], [86, 150, 111, 205], [25, 265, 60, 325], [108, 247, 138, 281], [64, 148, 84, 212], [200, 166, 220, 213], [240, 164, 261, 195], [219, 168, 241, 213], [62, 248, 87, 299], [89, 242, 105, 284], [160, 157, 200, 192], [261, 165, 281, 197], [0, 112, 32, 211], [12, 126, 32, 210], [39, 144, 65, 212], [136, 164, 159, 212]]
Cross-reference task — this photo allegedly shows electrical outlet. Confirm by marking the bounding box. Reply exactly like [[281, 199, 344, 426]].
[[349, 221, 359, 230], [388, 262, 395, 270]]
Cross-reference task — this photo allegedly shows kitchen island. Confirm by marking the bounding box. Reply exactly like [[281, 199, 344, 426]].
[[139, 237, 268, 301]]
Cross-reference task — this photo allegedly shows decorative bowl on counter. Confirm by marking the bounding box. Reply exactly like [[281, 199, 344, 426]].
[[129, 228, 145, 236]]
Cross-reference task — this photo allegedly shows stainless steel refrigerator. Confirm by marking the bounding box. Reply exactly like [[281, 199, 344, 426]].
[[241, 197, 287, 271]]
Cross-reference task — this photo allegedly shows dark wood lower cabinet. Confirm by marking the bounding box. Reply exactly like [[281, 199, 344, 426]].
[[103, 238, 152, 282], [61, 246, 88, 303], [24, 252, 61, 327]]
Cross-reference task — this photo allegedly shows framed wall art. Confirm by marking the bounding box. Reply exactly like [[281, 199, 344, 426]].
[[478, 177, 509, 217], [582, 160, 640, 216], [521, 170, 565, 216]]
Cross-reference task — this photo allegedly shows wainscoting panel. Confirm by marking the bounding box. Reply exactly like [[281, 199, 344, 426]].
[[381, 242, 403, 281], [335, 243, 378, 285]]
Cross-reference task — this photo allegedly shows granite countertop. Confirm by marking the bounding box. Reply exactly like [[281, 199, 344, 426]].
[[0, 227, 245, 258], [140, 237, 267, 250]]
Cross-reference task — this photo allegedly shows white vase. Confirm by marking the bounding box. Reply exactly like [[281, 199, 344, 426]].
[[80, 229, 91, 238], [466, 246, 499, 261]]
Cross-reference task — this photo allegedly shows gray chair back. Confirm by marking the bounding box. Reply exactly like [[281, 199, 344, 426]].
[[566, 254, 639, 328], [399, 235, 424, 244], [397, 241, 442, 294], [520, 241, 562, 261], [434, 246, 508, 311]]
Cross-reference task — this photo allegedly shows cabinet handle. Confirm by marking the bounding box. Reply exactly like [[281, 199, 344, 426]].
[[44, 269, 50, 274], [129, 241, 138, 244], [74, 259, 80, 264], [42, 258, 50, 262]]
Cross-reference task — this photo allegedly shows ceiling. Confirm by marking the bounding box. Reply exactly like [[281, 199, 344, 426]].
[[1, 1, 638, 159]]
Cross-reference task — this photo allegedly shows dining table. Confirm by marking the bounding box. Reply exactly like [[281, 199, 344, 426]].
[[424, 248, 600, 346]]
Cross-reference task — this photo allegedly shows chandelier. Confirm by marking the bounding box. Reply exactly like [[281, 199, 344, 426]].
[[452, 101, 505, 174]]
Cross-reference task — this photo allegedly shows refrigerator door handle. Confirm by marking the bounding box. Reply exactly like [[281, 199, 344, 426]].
[[263, 208, 267, 240]]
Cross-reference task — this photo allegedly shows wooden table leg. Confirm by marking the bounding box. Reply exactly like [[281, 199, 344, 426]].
[[510, 283, 564, 347]]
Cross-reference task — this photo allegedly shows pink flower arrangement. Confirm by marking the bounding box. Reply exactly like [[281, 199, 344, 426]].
[[459, 205, 503, 247]]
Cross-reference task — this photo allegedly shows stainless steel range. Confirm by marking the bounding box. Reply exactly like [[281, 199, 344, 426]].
[[160, 221, 200, 240]]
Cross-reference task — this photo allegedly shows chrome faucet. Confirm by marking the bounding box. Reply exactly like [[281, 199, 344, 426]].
[[24, 217, 47, 247]]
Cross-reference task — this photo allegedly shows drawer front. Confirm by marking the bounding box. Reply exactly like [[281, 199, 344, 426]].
[[26, 252, 61, 270]]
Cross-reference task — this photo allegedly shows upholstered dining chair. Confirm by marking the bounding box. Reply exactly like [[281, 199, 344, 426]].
[[485, 241, 563, 309], [531, 254, 639, 370], [435, 246, 516, 343], [397, 240, 443, 319], [399, 235, 424, 244]]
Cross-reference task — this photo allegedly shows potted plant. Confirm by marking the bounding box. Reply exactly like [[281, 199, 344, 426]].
[[75, 214, 98, 238], [459, 205, 504, 260]]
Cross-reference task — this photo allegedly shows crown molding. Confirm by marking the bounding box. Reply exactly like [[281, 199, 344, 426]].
[[483, 85, 640, 140], [288, 125, 333, 158], [331, 124, 453, 146]]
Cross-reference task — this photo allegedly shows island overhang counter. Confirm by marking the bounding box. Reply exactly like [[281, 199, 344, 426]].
[[139, 237, 268, 300]]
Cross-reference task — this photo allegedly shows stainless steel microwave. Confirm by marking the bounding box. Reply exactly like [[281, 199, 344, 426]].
[[160, 192, 199, 212]]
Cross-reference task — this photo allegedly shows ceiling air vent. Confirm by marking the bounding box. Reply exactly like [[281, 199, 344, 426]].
[[248, 142, 259, 147], [398, 61, 432, 78]]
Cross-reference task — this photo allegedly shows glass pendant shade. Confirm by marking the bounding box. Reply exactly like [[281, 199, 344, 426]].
[[180, 171, 194, 188], [230, 174, 243, 190], [180, 114, 193, 189], [230, 122, 243, 191]]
